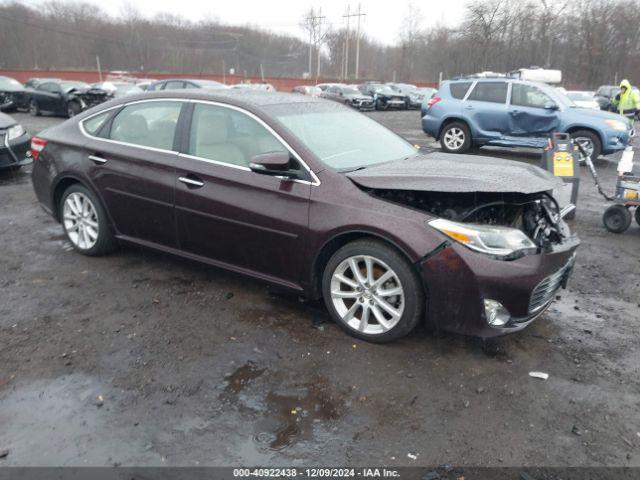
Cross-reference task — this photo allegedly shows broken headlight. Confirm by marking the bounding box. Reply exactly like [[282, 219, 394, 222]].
[[7, 124, 26, 140], [428, 218, 536, 259]]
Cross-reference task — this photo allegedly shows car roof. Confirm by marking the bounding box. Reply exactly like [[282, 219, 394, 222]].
[[100, 89, 323, 108]]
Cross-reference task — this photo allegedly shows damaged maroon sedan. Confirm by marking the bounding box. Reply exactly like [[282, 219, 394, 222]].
[[31, 90, 579, 343]]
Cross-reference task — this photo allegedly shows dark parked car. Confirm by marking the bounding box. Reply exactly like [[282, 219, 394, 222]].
[[387, 83, 424, 109], [0, 76, 29, 112], [323, 85, 374, 111], [594, 85, 621, 111], [27, 80, 110, 118], [31, 90, 579, 343], [24, 77, 61, 89], [358, 83, 407, 110], [146, 79, 228, 91], [0, 112, 31, 170]]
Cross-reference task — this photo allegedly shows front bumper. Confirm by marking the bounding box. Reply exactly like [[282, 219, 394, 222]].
[[0, 131, 32, 169], [419, 236, 580, 338], [603, 129, 632, 155]]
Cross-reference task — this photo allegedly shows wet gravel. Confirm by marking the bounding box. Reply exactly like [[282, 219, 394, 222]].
[[0, 110, 639, 467]]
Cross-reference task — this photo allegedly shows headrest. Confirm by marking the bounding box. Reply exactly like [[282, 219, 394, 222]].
[[196, 112, 228, 145], [115, 113, 148, 141]]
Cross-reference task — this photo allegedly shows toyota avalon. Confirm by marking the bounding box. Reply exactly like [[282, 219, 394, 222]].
[[31, 90, 579, 343]]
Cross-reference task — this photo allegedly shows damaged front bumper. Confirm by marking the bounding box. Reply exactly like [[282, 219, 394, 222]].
[[419, 236, 580, 338], [0, 130, 32, 169]]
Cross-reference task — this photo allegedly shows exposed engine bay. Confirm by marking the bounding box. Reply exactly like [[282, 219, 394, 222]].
[[369, 189, 569, 252]]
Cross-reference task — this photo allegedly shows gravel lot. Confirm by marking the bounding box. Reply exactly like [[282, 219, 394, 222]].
[[0, 109, 639, 468]]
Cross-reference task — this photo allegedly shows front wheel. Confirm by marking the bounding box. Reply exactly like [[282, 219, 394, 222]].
[[603, 204, 631, 233], [571, 130, 602, 164], [67, 101, 81, 118], [440, 122, 471, 154], [60, 184, 115, 255], [322, 239, 424, 343], [29, 99, 40, 117]]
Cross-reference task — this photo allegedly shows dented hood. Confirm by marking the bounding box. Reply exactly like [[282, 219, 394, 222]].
[[346, 153, 563, 194]]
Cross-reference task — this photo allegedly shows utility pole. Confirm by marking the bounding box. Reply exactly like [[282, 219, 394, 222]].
[[303, 9, 327, 80], [344, 5, 350, 80], [354, 4, 365, 80]]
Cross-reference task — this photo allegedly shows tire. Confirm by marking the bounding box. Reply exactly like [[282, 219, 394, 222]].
[[570, 130, 601, 164], [440, 121, 471, 154], [67, 101, 81, 118], [59, 184, 115, 256], [322, 239, 424, 343], [29, 99, 40, 117], [635, 207, 640, 227], [603, 204, 631, 233], [375, 98, 386, 111]]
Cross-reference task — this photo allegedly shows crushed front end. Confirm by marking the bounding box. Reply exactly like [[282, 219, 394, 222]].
[[371, 189, 580, 337]]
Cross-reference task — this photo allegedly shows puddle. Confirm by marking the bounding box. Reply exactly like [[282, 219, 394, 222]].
[[253, 379, 342, 452], [223, 362, 265, 395]]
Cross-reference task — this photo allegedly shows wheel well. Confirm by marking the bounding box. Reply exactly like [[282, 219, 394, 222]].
[[310, 232, 418, 300], [566, 127, 603, 148], [438, 117, 469, 140], [52, 177, 81, 222]]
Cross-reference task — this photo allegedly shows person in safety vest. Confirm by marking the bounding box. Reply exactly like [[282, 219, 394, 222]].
[[612, 79, 640, 119]]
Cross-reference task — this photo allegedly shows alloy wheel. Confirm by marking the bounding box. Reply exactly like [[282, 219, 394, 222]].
[[63, 192, 99, 250], [444, 127, 465, 150], [330, 255, 405, 335]]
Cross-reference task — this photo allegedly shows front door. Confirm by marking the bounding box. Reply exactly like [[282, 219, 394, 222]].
[[507, 82, 561, 146], [174, 102, 312, 287], [84, 100, 185, 248]]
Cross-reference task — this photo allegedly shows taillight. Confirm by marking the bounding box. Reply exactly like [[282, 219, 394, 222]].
[[31, 137, 48, 160], [426, 96, 442, 108]]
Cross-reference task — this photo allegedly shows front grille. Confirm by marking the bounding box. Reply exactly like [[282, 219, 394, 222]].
[[528, 256, 574, 314]]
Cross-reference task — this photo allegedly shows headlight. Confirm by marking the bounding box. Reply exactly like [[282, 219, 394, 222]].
[[7, 124, 26, 140], [428, 218, 536, 258], [605, 119, 628, 131]]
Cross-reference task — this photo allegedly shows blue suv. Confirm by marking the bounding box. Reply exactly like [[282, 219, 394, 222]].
[[421, 78, 632, 162]]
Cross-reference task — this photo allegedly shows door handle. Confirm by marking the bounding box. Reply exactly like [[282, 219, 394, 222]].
[[178, 176, 204, 188], [88, 155, 107, 164]]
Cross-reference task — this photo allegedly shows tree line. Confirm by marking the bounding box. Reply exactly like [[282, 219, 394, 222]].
[[1, 0, 639, 88]]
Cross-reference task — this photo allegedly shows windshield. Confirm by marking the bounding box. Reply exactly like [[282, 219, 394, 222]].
[[266, 103, 418, 171], [371, 84, 396, 95], [60, 81, 89, 92], [567, 91, 594, 101], [0, 77, 22, 90]]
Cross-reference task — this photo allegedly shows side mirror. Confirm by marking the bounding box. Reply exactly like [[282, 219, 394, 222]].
[[250, 151, 293, 177], [544, 102, 559, 111]]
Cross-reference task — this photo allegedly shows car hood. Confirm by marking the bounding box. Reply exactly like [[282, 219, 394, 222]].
[[346, 153, 563, 194], [0, 112, 16, 129], [566, 105, 625, 122], [345, 93, 372, 100]]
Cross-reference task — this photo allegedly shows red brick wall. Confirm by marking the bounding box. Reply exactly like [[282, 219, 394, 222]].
[[0, 69, 438, 90]]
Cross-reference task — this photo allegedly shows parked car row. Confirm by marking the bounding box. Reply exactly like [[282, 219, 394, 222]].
[[292, 81, 436, 111]]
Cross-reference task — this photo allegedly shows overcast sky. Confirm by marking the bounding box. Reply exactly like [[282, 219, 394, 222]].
[[74, 0, 470, 45]]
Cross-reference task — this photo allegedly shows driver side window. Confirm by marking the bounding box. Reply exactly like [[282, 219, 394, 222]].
[[511, 84, 552, 109], [187, 104, 288, 168]]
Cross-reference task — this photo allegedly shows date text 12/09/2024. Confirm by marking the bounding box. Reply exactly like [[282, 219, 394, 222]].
[[233, 468, 401, 478]]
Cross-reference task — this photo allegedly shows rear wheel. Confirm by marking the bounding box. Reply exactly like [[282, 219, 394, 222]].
[[29, 99, 40, 117], [603, 204, 631, 233], [59, 184, 115, 255], [571, 130, 601, 164], [440, 121, 471, 154], [67, 101, 81, 118], [322, 239, 424, 343]]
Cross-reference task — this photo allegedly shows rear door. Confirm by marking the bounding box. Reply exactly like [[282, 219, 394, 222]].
[[82, 100, 185, 247], [507, 82, 561, 144], [36, 82, 62, 112], [464, 81, 510, 140], [174, 102, 312, 287]]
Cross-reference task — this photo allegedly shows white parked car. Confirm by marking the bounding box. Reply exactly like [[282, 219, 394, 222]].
[[566, 90, 600, 110]]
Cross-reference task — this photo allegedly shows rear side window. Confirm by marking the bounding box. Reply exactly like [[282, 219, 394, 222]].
[[449, 82, 472, 99], [467, 82, 508, 104], [82, 111, 111, 136], [110, 101, 182, 150]]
